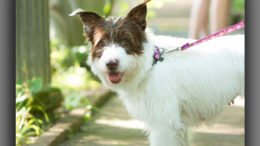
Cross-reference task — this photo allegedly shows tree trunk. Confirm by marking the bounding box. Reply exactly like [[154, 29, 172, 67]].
[[16, 0, 51, 85], [50, 0, 112, 46]]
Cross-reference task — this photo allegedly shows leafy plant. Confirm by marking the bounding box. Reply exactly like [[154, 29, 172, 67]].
[[16, 78, 49, 145], [50, 39, 91, 72], [231, 0, 244, 24], [103, 0, 113, 17], [63, 92, 90, 110], [16, 107, 44, 145], [50, 39, 101, 111]]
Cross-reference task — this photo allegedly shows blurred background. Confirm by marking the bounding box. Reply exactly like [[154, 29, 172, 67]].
[[16, 0, 244, 145]]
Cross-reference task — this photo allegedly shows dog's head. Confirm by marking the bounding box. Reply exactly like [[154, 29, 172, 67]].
[[71, 1, 151, 88]]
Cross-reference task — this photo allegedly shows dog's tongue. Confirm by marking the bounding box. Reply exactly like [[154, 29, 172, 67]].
[[108, 73, 122, 84]]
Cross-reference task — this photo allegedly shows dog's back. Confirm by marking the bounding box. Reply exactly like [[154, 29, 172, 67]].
[[150, 34, 244, 126]]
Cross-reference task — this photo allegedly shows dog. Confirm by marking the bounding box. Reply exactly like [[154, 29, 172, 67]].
[[70, 1, 244, 145]]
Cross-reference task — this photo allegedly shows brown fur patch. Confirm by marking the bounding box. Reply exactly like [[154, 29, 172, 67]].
[[87, 17, 147, 61]]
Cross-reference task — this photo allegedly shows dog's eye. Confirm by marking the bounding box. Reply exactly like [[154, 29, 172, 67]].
[[121, 41, 129, 47], [97, 40, 106, 48]]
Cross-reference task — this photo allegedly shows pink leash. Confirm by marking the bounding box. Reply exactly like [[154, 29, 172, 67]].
[[153, 20, 245, 64], [180, 20, 245, 51]]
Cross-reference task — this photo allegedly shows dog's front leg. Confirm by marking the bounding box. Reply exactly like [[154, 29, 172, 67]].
[[148, 125, 189, 146]]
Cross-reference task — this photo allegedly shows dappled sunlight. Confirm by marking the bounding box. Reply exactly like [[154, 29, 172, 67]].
[[70, 108, 87, 115], [193, 123, 244, 135], [96, 118, 145, 130], [52, 66, 101, 90], [65, 73, 84, 87], [233, 96, 244, 107], [45, 128, 65, 135], [78, 46, 88, 53], [53, 67, 87, 89], [64, 66, 90, 87], [80, 135, 133, 146], [192, 132, 244, 146]]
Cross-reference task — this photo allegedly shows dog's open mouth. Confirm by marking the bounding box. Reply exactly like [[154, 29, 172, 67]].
[[107, 72, 124, 84]]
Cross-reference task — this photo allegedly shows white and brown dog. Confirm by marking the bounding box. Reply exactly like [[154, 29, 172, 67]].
[[71, 1, 244, 145]]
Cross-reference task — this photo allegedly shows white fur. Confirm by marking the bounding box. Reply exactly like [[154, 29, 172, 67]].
[[87, 30, 244, 146]]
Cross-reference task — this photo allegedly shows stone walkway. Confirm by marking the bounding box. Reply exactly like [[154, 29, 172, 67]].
[[59, 95, 244, 146]]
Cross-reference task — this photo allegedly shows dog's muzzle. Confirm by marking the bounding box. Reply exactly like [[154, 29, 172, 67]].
[[106, 59, 124, 84]]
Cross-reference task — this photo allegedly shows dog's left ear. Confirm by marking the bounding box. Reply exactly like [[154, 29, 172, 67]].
[[69, 9, 104, 34], [126, 0, 150, 30]]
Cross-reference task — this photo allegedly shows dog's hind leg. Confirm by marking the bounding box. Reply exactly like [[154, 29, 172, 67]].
[[184, 127, 191, 146], [148, 125, 188, 146]]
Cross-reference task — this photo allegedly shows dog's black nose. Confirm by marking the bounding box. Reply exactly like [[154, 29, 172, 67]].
[[106, 60, 119, 70]]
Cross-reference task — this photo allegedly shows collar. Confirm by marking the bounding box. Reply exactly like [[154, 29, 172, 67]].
[[152, 46, 165, 65]]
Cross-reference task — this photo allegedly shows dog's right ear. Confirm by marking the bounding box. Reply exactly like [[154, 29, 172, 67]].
[[70, 9, 104, 34]]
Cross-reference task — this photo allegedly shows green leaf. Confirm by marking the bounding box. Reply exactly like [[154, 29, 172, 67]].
[[103, 0, 112, 16], [29, 78, 42, 93], [16, 82, 23, 90], [30, 105, 50, 122], [16, 81, 23, 86], [83, 112, 91, 121]]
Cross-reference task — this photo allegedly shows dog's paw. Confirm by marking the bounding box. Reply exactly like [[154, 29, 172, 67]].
[[228, 99, 235, 105]]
